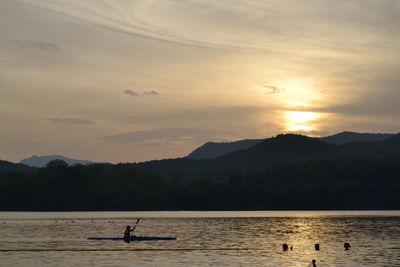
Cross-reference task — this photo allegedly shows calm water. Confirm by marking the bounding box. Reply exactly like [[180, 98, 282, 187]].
[[0, 211, 399, 266]]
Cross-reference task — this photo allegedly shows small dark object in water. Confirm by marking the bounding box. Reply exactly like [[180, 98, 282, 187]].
[[315, 243, 320, 251], [282, 243, 289, 251], [290, 246, 293, 251], [312, 259, 317, 267], [344, 242, 351, 250], [88, 236, 177, 241]]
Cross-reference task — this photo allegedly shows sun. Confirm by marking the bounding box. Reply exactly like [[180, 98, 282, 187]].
[[289, 111, 317, 123], [286, 111, 318, 132]]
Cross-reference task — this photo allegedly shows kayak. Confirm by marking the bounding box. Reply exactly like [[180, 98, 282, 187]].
[[87, 236, 176, 241]]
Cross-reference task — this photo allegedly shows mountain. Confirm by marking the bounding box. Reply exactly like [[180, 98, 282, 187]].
[[20, 155, 93, 168], [140, 133, 400, 181], [140, 134, 338, 180], [187, 139, 263, 159], [340, 133, 400, 158], [212, 134, 338, 174], [0, 159, 37, 174], [222, 133, 400, 173], [186, 131, 396, 159], [320, 131, 395, 145], [2, 133, 400, 210]]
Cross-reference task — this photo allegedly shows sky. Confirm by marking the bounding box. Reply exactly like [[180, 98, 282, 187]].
[[1, 0, 399, 163]]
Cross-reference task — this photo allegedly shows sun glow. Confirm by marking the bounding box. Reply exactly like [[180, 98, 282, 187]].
[[289, 111, 317, 123], [287, 111, 319, 132]]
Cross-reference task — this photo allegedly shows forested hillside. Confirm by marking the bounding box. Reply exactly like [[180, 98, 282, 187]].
[[1, 156, 399, 210], [140, 134, 400, 181]]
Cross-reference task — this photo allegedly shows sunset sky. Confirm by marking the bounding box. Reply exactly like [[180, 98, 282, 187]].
[[1, 0, 399, 163]]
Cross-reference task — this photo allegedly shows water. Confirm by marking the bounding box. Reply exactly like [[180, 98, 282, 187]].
[[0, 211, 399, 266]]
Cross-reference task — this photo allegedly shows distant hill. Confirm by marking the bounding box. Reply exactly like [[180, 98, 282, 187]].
[[2, 133, 400, 210], [320, 131, 395, 145], [186, 131, 396, 159], [140, 134, 338, 180], [0, 159, 37, 174], [20, 155, 93, 167], [210, 134, 338, 175], [340, 133, 400, 158], [187, 139, 263, 159], [141, 133, 400, 181]]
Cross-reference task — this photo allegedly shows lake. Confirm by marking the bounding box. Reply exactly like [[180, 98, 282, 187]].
[[1, 211, 399, 266]]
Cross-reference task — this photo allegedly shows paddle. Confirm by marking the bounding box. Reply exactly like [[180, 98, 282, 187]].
[[131, 218, 140, 232]]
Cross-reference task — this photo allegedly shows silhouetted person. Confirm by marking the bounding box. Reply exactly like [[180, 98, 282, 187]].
[[124, 226, 134, 243], [282, 243, 289, 251], [315, 243, 320, 251], [290, 245, 293, 251], [307, 259, 317, 267], [344, 242, 351, 250]]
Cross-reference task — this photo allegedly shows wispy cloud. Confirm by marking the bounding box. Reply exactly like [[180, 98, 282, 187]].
[[19, 0, 390, 51], [123, 89, 159, 97], [48, 118, 94, 125], [103, 127, 227, 145], [15, 39, 61, 54], [265, 85, 284, 95], [143, 90, 159, 95], [123, 89, 140, 97]]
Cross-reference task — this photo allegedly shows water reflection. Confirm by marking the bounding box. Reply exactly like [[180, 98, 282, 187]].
[[0, 212, 399, 266]]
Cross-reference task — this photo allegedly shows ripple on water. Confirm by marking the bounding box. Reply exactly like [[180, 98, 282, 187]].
[[0, 211, 399, 266]]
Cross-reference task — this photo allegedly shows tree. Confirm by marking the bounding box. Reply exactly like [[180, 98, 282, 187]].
[[46, 159, 69, 169]]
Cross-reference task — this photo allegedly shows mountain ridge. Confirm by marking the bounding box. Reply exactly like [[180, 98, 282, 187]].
[[2, 133, 400, 211], [0, 159, 37, 174], [139, 133, 400, 181], [187, 131, 396, 159], [20, 155, 93, 167]]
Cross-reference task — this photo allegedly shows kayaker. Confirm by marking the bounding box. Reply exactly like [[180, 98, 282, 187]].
[[124, 225, 135, 243]]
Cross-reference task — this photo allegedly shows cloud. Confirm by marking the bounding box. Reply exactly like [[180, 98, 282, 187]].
[[311, 102, 400, 117], [123, 89, 159, 97], [143, 90, 159, 95], [265, 85, 284, 95], [123, 105, 268, 128], [293, 106, 307, 111], [15, 39, 61, 54], [102, 127, 227, 145], [123, 89, 140, 97], [308, 71, 400, 117], [48, 118, 94, 125], [16, 0, 400, 54]]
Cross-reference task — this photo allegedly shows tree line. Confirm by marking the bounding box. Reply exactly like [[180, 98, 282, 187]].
[[0, 158, 399, 211]]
